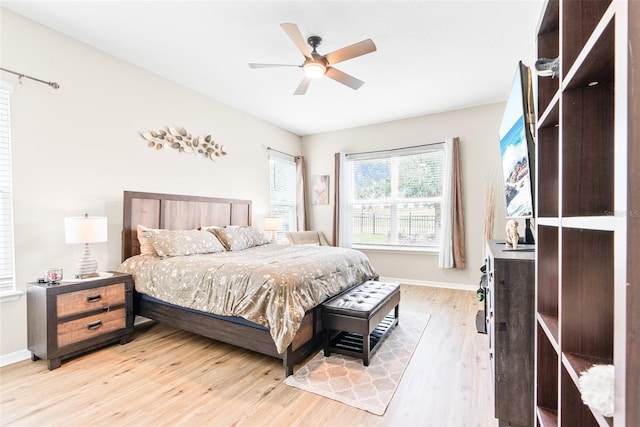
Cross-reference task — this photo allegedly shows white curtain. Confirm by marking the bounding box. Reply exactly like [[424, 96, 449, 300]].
[[295, 156, 308, 231], [439, 138, 454, 268], [335, 152, 353, 248]]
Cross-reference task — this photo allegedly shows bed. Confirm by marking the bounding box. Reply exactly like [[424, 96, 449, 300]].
[[119, 191, 378, 375]]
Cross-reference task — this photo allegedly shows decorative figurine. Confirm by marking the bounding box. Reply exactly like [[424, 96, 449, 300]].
[[505, 219, 519, 249]]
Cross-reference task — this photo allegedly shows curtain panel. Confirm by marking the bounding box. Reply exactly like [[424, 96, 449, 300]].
[[333, 152, 352, 247], [438, 137, 465, 268], [295, 156, 308, 231]]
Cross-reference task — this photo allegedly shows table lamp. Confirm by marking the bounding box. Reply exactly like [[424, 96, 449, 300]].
[[64, 214, 108, 278], [264, 217, 283, 242]]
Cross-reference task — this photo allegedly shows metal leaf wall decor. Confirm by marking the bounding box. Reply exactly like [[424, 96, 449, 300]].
[[140, 126, 228, 161]]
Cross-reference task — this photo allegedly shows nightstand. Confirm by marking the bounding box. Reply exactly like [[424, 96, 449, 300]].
[[27, 271, 134, 370]]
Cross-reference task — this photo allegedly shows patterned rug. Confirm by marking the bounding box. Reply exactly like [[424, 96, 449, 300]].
[[284, 311, 430, 415]]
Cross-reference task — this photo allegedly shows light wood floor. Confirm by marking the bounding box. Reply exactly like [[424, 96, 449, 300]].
[[0, 285, 497, 426]]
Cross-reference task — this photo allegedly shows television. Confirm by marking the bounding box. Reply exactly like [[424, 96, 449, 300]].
[[498, 61, 536, 244]]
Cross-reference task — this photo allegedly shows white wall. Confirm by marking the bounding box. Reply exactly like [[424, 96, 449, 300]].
[[0, 9, 301, 357], [0, 7, 516, 361], [302, 103, 510, 288]]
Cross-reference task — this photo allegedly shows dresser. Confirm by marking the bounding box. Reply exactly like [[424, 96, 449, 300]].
[[486, 240, 535, 427], [27, 272, 134, 369]]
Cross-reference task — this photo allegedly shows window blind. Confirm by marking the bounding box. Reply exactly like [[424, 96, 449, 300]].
[[268, 153, 297, 235], [0, 82, 15, 293]]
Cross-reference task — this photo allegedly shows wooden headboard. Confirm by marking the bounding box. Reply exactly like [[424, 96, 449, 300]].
[[122, 191, 252, 261]]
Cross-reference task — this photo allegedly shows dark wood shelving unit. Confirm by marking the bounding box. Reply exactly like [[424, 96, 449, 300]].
[[534, 0, 637, 425]]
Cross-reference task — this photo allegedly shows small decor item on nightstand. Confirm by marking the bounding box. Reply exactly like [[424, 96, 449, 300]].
[[64, 214, 107, 279], [45, 268, 63, 284], [505, 219, 519, 249]]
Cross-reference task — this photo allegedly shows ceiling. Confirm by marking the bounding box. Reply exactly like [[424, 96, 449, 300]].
[[2, 0, 545, 136]]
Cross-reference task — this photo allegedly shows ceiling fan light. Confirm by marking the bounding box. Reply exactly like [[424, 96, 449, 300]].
[[303, 62, 326, 78]]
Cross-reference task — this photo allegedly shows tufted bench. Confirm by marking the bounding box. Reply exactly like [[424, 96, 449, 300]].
[[322, 281, 400, 365]]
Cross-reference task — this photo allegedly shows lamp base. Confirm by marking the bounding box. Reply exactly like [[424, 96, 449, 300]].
[[75, 243, 98, 278], [75, 272, 100, 279]]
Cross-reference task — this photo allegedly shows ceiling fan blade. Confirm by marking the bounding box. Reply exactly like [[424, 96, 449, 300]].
[[281, 23, 312, 59], [325, 39, 377, 65], [325, 67, 365, 90], [294, 75, 312, 95], [248, 63, 300, 69]]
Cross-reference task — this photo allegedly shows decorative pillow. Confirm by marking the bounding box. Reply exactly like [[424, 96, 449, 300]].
[[244, 226, 271, 246], [142, 229, 226, 257], [213, 226, 270, 251], [137, 224, 158, 256], [199, 225, 221, 232]]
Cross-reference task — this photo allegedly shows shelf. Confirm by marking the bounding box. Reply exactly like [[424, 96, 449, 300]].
[[537, 93, 559, 129], [536, 406, 558, 427], [561, 228, 614, 361], [561, 0, 612, 77], [537, 324, 558, 415], [563, 14, 614, 91], [537, 226, 558, 316], [561, 81, 614, 217], [561, 366, 602, 426], [537, 313, 559, 348], [536, 217, 560, 227], [563, 352, 614, 385], [562, 353, 614, 427], [537, 120, 559, 217], [560, 216, 620, 231], [536, 0, 560, 113], [536, 0, 559, 35]]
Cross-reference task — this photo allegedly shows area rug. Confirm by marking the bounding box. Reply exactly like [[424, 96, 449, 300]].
[[284, 311, 430, 415]]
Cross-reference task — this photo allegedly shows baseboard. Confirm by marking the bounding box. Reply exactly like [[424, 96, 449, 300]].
[[0, 349, 31, 367], [379, 276, 475, 292]]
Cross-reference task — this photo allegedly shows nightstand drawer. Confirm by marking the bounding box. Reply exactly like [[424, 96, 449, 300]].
[[56, 283, 125, 318], [57, 308, 126, 347]]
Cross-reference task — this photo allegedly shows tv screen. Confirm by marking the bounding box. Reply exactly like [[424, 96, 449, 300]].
[[498, 61, 535, 220]]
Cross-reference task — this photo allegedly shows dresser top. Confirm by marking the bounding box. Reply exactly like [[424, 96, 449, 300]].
[[487, 239, 535, 262]]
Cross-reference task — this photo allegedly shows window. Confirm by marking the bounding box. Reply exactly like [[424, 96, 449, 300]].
[[268, 153, 297, 239], [348, 144, 444, 249], [0, 82, 19, 300]]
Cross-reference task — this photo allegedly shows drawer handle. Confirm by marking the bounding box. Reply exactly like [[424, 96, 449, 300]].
[[87, 295, 102, 303], [87, 320, 102, 330]]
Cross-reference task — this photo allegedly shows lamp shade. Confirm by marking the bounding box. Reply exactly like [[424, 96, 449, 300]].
[[264, 217, 283, 232], [64, 215, 108, 244]]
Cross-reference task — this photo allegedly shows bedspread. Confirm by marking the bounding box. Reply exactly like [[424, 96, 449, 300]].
[[118, 243, 378, 353]]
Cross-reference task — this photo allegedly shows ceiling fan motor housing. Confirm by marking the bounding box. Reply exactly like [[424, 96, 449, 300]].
[[307, 35, 322, 51]]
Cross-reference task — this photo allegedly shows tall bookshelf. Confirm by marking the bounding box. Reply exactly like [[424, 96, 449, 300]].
[[534, 0, 638, 426]]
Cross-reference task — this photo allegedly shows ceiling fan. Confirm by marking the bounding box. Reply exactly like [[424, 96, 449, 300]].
[[249, 23, 377, 95]]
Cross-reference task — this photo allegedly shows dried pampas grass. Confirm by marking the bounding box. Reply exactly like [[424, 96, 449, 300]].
[[484, 181, 496, 242]]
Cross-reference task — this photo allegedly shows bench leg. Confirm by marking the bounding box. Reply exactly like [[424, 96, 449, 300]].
[[395, 303, 400, 324], [363, 333, 370, 366], [324, 330, 331, 357]]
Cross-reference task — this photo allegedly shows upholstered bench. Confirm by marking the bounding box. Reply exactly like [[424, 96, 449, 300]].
[[322, 281, 400, 365]]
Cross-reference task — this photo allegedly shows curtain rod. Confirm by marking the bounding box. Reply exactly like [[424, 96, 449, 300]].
[[266, 147, 295, 159], [0, 67, 60, 89], [346, 141, 444, 157]]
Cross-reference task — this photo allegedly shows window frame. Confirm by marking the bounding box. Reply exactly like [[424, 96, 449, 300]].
[[347, 143, 445, 253]]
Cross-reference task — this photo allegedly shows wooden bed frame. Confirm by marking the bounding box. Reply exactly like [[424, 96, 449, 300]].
[[121, 190, 325, 376]]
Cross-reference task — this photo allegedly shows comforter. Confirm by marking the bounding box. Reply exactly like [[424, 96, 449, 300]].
[[118, 243, 378, 353]]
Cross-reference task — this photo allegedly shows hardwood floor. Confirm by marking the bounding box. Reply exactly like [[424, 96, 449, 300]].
[[0, 285, 497, 426]]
